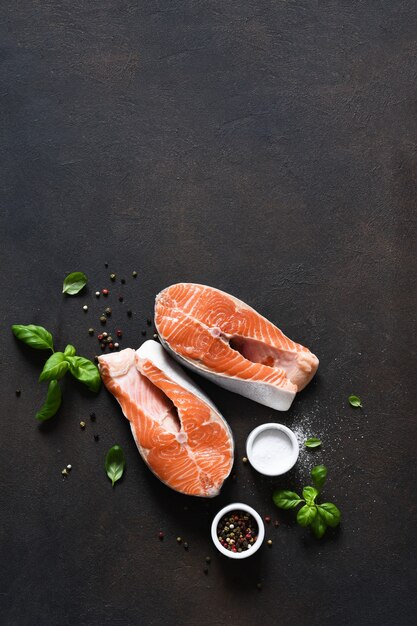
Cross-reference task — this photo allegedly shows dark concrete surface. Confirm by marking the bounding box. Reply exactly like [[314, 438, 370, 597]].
[[1, 2, 416, 625]]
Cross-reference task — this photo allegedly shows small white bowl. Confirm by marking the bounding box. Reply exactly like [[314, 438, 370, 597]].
[[211, 502, 265, 559], [246, 423, 299, 476]]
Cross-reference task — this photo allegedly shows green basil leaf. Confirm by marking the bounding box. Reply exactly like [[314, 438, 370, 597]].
[[297, 504, 317, 527], [64, 344, 76, 357], [302, 486, 319, 505], [36, 380, 62, 421], [62, 271, 87, 295], [105, 445, 125, 487], [304, 437, 322, 448], [317, 503, 341, 528], [12, 324, 54, 351], [66, 355, 101, 392], [39, 352, 68, 382], [348, 395, 362, 408], [311, 465, 328, 489], [311, 513, 327, 538], [273, 490, 304, 510]]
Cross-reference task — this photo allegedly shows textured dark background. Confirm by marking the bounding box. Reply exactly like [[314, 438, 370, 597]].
[[1, 1, 416, 625]]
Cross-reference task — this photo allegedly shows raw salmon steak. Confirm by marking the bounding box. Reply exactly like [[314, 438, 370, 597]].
[[98, 340, 234, 497], [155, 283, 319, 411]]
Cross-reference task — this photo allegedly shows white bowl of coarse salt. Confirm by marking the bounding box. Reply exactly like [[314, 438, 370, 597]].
[[246, 423, 299, 476]]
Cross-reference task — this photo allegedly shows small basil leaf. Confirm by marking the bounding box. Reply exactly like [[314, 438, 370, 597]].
[[304, 437, 322, 448], [66, 355, 101, 392], [311, 465, 328, 489], [36, 380, 62, 421], [297, 504, 317, 527], [39, 352, 68, 382], [348, 395, 362, 408], [105, 445, 125, 487], [317, 503, 341, 528], [12, 324, 54, 351], [273, 490, 304, 510], [62, 271, 87, 295], [302, 486, 319, 505], [64, 344, 76, 357], [311, 512, 327, 538]]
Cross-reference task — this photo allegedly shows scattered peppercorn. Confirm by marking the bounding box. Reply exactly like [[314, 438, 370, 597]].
[[146, 318, 152, 326], [267, 540, 273, 546], [100, 343, 106, 350], [90, 412, 96, 421], [100, 315, 107, 324], [102, 289, 109, 296], [116, 329, 122, 338], [88, 328, 94, 336], [121, 278, 126, 284], [97, 334, 103, 341], [105, 307, 112, 316], [132, 271, 137, 277], [67, 464, 72, 471], [61, 468, 69, 476], [216, 510, 258, 553], [104, 262, 108, 268], [114, 342, 119, 349], [118, 295, 124, 302], [15, 389, 21, 397], [110, 273, 116, 281], [274, 520, 280, 528], [242, 457, 248, 464], [80, 421, 86, 429], [264, 516, 271, 523], [106, 336, 113, 343], [95, 291, 100, 298], [94, 434, 99, 441], [183, 542, 189, 550], [176, 537, 182, 543], [127, 309, 132, 317], [83, 305, 88, 312], [102, 332, 108, 338], [108, 343, 114, 350], [205, 556, 211, 564], [256, 583, 262, 590], [158, 531, 164, 540], [153, 334, 158, 340]]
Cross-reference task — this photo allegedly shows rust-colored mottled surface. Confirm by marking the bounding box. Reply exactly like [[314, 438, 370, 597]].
[[1, 2, 416, 625]]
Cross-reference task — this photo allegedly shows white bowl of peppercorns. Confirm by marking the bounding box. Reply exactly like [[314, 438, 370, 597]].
[[211, 502, 265, 559]]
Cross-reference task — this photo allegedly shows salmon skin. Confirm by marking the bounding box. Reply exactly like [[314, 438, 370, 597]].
[[98, 340, 234, 497], [155, 283, 319, 411]]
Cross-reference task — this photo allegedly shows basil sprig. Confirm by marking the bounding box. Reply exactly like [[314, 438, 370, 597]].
[[105, 445, 125, 487], [36, 380, 62, 421], [12, 323, 101, 421], [12, 325, 54, 351], [273, 465, 341, 539], [62, 272, 87, 295]]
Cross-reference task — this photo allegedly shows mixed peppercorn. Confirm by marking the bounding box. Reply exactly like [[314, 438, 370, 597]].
[[81, 267, 156, 355], [217, 510, 258, 553]]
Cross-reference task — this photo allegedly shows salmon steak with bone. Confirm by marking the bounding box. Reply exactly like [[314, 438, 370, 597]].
[[154, 283, 319, 411], [99, 340, 234, 497]]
